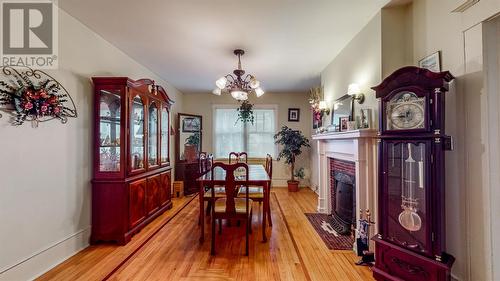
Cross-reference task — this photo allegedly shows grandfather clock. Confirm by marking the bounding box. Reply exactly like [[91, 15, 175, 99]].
[[371, 67, 455, 281]]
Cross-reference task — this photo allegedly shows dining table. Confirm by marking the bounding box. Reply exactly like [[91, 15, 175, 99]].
[[197, 164, 271, 243]]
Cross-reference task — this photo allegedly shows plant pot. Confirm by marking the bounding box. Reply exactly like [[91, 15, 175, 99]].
[[287, 180, 300, 192], [184, 144, 198, 162]]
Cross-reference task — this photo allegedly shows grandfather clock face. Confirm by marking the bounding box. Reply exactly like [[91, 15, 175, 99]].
[[386, 91, 426, 131]]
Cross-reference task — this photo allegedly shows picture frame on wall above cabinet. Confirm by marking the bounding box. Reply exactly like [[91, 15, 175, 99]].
[[288, 108, 300, 122], [418, 51, 441, 72], [182, 117, 201, 132]]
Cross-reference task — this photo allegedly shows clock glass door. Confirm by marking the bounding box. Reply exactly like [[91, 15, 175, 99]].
[[385, 140, 430, 254]]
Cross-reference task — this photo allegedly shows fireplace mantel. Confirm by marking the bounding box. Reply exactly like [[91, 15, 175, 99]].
[[312, 129, 378, 141], [312, 129, 378, 250]]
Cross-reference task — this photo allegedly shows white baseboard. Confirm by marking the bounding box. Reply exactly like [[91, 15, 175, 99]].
[[0, 227, 91, 281]]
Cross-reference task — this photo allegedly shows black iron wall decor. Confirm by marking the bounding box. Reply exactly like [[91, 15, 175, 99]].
[[0, 66, 77, 127]]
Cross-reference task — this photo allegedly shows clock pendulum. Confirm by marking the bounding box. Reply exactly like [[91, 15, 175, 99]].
[[398, 143, 422, 232]]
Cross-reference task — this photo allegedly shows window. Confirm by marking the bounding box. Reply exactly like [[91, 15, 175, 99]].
[[213, 105, 276, 158]]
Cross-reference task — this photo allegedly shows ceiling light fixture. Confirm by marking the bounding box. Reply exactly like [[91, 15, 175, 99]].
[[213, 49, 264, 100]]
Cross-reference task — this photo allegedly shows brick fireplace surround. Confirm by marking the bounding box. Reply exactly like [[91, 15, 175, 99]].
[[312, 129, 378, 251]]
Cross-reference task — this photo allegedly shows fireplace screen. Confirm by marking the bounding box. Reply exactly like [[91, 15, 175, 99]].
[[330, 170, 355, 235]]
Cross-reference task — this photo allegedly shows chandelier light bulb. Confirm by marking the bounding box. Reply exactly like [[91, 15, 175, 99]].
[[231, 90, 248, 101], [249, 76, 260, 89], [255, 87, 265, 97], [216, 77, 227, 89], [212, 88, 222, 95]]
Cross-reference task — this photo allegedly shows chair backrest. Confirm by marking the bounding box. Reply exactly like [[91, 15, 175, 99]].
[[210, 162, 249, 214], [199, 152, 207, 173], [239, 152, 248, 163], [199, 153, 214, 174], [265, 154, 273, 179], [229, 152, 248, 164], [228, 152, 239, 164]]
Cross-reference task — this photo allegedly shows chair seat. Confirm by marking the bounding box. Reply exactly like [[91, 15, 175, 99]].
[[203, 187, 226, 198], [237, 187, 264, 199], [214, 198, 253, 214]]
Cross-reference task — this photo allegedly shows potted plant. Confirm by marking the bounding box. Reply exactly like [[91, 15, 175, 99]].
[[236, 100, 255, 124], [274, 126, 310, 192], [184, 132, 200, 162]]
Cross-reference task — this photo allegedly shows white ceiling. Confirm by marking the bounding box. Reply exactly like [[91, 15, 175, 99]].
[[60, 0, 388, 93]]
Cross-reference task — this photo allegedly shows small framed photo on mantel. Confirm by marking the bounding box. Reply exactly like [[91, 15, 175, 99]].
[[288, 108, 300, 122], [419, 51, 441, 72]]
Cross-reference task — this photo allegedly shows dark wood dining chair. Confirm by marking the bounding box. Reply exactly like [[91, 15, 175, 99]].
[[237, 153, 272, 226], [208, 162, 252, 256], [229, 152, 248, 164], [199, 153, 220, 218]]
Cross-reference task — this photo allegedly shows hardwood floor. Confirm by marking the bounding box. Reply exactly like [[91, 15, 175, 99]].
[[38, 188, 374, 281]]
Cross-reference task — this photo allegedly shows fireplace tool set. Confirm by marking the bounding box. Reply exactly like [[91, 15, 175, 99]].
[[355, 209, 375, 266]]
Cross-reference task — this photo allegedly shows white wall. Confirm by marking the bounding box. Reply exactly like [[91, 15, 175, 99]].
[[310, 12, 382, 192], [182, 91, 312, 187], [0, 8, 184, 281]]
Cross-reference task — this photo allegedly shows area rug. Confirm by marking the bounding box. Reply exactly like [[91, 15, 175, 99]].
[[304, 213, 354, 250]]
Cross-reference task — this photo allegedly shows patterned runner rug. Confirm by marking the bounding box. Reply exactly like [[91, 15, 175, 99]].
[[304, 213, 354, 250]]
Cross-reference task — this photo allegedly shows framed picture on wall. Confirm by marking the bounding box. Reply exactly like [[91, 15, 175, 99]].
[[182, 117, 201, 132], [288, 108, 300, 122], [418, 51, 441, 72]]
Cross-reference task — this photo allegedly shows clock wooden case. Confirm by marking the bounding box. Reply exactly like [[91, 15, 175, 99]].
[[371, 67, 455, 281], [91, 77, 174, 245]]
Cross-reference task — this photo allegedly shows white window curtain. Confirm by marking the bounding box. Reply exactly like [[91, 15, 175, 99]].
[[213, 105, 276, 158]]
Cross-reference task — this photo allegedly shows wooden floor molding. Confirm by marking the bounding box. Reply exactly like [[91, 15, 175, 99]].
[[38, 188, 374, 281], [103, 194, 198, 280], [272, 192, 312, 281]]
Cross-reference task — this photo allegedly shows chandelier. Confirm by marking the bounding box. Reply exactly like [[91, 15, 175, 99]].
[[212, 49, 264, 100]]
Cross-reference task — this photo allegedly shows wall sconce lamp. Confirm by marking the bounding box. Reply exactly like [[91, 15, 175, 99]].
[[348, 83, 365, 104], [318, 100, 330, 115]]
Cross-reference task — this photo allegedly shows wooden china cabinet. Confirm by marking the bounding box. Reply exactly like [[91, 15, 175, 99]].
[[91, 77, 174, 245], [372, 67, 455, 281]]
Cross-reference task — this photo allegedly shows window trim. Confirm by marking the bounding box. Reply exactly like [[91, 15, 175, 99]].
[[212, 104, 278, 158]]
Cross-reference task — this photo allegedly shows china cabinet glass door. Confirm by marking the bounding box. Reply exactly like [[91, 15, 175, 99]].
[[130, 95, 145, 171], [160, 106, 169, 164], [386, 141, 429, 254], [99, 90, 121, 172], [148, 102, 159, 167]]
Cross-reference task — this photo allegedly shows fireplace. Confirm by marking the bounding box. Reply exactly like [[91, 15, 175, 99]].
[[330, 158, 356, 235], [312, 129, 377, 252]]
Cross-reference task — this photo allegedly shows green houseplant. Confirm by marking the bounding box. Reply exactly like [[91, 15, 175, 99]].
[[236, 100, 255, 124], [274, 126, 310, 192]]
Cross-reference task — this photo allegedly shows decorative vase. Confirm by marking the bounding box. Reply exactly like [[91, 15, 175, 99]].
[[287, 180, 299, 192], [184, 144, 198, 162]]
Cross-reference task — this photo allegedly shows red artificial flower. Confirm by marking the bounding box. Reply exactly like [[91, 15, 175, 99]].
[[38, 89, 49, 99], [41, 105, 48, 113], [24, 102, 33, 110], [53, 107, 61, 114]]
